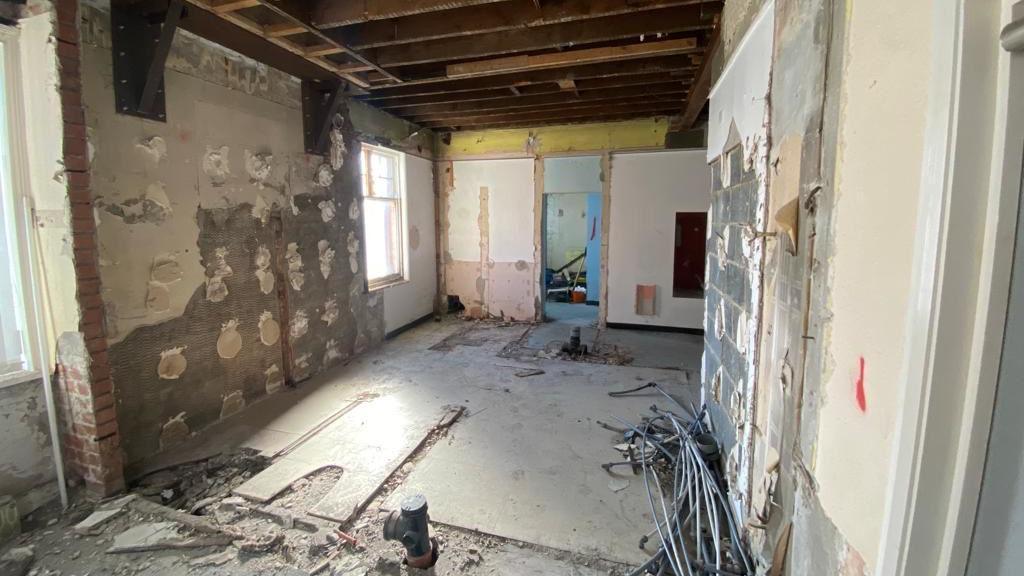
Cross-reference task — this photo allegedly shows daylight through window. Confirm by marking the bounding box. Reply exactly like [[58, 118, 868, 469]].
[[360, 144, 406, 290]]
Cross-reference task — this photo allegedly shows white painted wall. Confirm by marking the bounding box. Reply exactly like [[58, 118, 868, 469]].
[[812, 0, 935, 566], [607, 150, 710, 329], [382, 155, 436, 334]]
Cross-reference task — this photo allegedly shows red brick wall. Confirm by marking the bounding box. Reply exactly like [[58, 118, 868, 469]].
[[54, 0, 125, 497]]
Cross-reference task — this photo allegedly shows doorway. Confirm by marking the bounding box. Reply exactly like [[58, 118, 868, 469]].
[[540, 156, 603, 324]]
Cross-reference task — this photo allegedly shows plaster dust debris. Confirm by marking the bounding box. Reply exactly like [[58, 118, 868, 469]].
[[286, 242, 305, 291], [157, 346, 187, 380], [254, 245, 275, 294], [258, 311, 281, 346], [318, 239, 335, 279], [217, 319, 243, 359], [203, 145, 231, 186]]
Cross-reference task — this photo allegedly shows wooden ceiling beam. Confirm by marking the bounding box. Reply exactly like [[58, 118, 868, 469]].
[[405, 93, 687, 122], [680, 23, 719, 128], [362, 57, 695, 99], [210, 0, 259, 13], [330, 0, 721, 49], [263, 22, 306, 37], [393, 82, 689, 116], [423, 102, 681, 128], [364, 6, 711, 68], [314, 0, 514, 29], [440, 111, 677, 131], [446, 38, 698, 79]]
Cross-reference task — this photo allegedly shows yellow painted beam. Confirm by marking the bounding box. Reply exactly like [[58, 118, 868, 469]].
[[436, 118, 672, 159]]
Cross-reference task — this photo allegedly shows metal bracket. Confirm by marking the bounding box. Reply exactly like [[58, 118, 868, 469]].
[[111, 0, 185, 122], [302, 80, 349, 154]]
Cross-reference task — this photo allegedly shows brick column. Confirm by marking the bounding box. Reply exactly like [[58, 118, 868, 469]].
[[54, 0, 125, 497]]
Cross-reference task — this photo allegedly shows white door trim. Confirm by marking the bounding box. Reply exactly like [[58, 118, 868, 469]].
[[876, 1, 1024, 575]]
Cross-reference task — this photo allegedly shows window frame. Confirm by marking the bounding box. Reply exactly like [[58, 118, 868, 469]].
[[360, 143, 408, 292], [0, 24, 42, 388]]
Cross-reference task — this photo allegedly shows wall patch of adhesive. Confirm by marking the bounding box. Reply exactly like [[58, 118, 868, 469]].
[[285, 242, 305, 291], [136, 135, 167, 163], [151, 254, 183, 284], [157, 346, 187, 379], [318, 239, 335, 279], [254, 245, 275, 295], [348, 198, 360, 220], [321, 298, 339, 326], [711, 366, 724, 402], [347, 231, 360, 274], [329, 124, 346, 170], [159, 412, 189, 450], [315, 163, 335, 188], [102, 182, 172, 224], [318, 199, 336, 222], [217, 319, 243, 359], [264, 364, 284, 395], [206, 247, 233, 302], [324, 339, 342, 366], [716, 302, 726, 340], [289, 309, 309, 340], [251, 195, 271, 224], [294, 353, 311, 371], [146, 282, 171, 312], [736, 311, 749, 356], [203, 145, 231, 186], [244, 149, 273, 187], [258, 311, 280, 346], [220, 390, 245, 419]]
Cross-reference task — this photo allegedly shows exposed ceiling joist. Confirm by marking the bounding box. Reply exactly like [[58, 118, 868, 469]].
[[330, 0, 721, 50], [363, 6, 711, 68], [314, 0, 514, 28], [362, 56, 696, 99], [423, 102, 681, 128], [446, 38, 698, 79], [680, 24, 719, 128], [438, 111, 679, 131], [408, 94, 687, 122]]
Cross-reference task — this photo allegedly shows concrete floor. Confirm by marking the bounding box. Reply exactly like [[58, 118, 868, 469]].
[[135, 318, 700, 571]]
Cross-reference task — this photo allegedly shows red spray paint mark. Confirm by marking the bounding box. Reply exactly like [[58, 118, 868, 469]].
[[855, 357, 867, 413]]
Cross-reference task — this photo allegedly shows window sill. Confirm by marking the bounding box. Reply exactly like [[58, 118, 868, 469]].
[[0, 369, 42, 389], [368, 276, 409, 292]]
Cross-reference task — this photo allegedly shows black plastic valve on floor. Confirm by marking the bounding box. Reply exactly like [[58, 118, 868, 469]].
[[383, 494, 438, 568]]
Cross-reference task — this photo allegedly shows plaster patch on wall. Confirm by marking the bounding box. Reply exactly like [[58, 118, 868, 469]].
[[329, 125, 346, 170], [294, 353, 311, 371], [159, 412, 189, 450], [289, 309, 308, 340], [285, 242, 305, 291], [206, 247, 233, 302], [151, 254, 182, 284], [216, 319, 242, 359], [254, 245, 274, 294], [203, 145, 231, 186], [136, 136, 167, 163], [157, 346, 187, 380], [347, 231, 360, 274], [321, 298, 339, 326], [244, 150, 273, 188], [737, 311, 749, 356], [220, 390, 245, 419], [264, 364, 283, 395], [716, 302, 727, 340], [146, 282, 170, 312], [348, 198, 359, 220], [258, 311, 280, 346], [712, 366, 724, 402], [318, 239, 335, 279], [289, 195, 300, 216], [318, 199, 336, 222], [102, 182, 172, 224], [315, 164, 334, 188]]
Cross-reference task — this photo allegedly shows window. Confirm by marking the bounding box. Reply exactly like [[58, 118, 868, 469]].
[[360, 144, 407, 290], [0, 28, 37, 384]]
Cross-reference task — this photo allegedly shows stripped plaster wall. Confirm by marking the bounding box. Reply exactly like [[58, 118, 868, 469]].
[[706, 0, 937, 573], [79, 5, 396, 466], [380, 154, 436, 334], [608, 150, 710, 330], [443, 159, 536, 321]]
